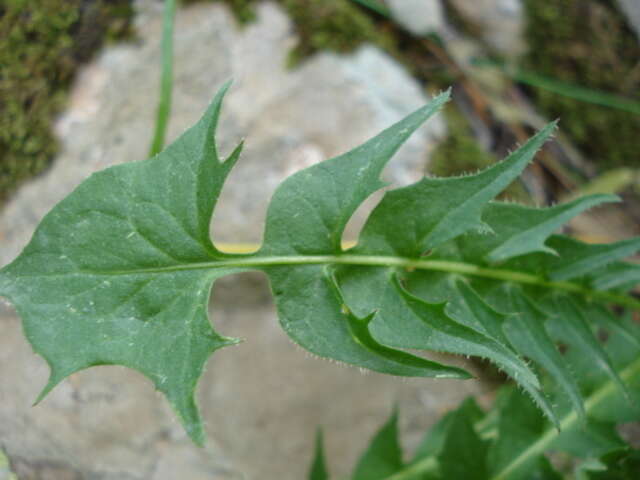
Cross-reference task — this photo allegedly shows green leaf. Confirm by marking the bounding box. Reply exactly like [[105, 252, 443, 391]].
[[263, 90, 470, 379], [267, 265, 469, 379], [438, 403, 489, 480], [448, 279, 513, 347], [543, 296, 628, 401], [551, 420, 625, 460], [490, 285, 584, 423], [0, 83, 241, 445], [309, 429, 329, 480], [392, 276, 540, 388], [352, 408, 403, 480], [261, 90, 451, 256], [591, 262, 640, 291], [590, 305, 640, 352], [456, 195, 618, 264], [354, 121, 558, 257], [488, 388, 559, 479], [441, 279, 552, 414], [412, 397, 484, 462], [546, 236, 640, 281], [2, 82, 640, 443], [579, 448, 640, 480]]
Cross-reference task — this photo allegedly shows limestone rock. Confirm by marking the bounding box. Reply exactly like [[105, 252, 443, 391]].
[[387, 0, 445, 36], [617, 0, 640, 41], [449, 0, 525, 56]]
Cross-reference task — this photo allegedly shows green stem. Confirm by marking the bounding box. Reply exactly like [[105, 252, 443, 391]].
[[381, 355, 640, 480], [384, 456, 438, 480], [99, 254, 640, 309], [149, 0, 176, 157]]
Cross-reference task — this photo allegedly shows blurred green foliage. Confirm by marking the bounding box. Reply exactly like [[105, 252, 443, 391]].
[[0, 0, 133, 205], [523, 0, 640, 168]]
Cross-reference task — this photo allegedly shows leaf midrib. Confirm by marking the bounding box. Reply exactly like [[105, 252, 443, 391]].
[[51, 254, 639, 309]]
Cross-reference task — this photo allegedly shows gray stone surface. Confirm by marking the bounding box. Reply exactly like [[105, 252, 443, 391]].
[[387, 0, 445, 36], [449, 0, 525, 56], [0, 1, 484, 478], [617, 0, 640, 41]]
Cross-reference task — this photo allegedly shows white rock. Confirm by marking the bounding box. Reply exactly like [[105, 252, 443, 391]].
[[449, 0, 525, 56], [617, 0, 640, 41], [387, 0, 445, 36]]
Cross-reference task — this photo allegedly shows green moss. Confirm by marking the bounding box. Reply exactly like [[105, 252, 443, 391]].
[[278, 0, 394, 65], [430, 107, 529, 202], [429, 109, 495, 177], [0, 0, 133, 206], [523, 0, 640, 168]]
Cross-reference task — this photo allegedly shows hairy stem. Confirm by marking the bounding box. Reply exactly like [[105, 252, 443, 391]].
[[98, 254, 640, 309]]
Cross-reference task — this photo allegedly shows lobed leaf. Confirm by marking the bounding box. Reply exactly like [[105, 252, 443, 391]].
[[353, 121, 558, 257], [262, 90, 451, 256], [0, 83, 243, 444], [2, 82, 640, 443], [456, 196, 618, 264]]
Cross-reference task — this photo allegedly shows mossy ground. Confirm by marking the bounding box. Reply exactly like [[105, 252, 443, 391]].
[[0, 0, 133, 206], [523, 0, 640, 168]]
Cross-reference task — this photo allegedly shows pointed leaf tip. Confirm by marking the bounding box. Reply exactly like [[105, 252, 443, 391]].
[[33, 381, 56, 407], [548, 235, 640, 281], [34, 367, 72, 406], [353, 407, 403, 480], [196, 80, 234, 154], [484, 194, 620, 264], [309, 428, 330, 480], [222, 140, 244, 171], [356, 118, 559, 256], [262, 90, 450, 255]]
